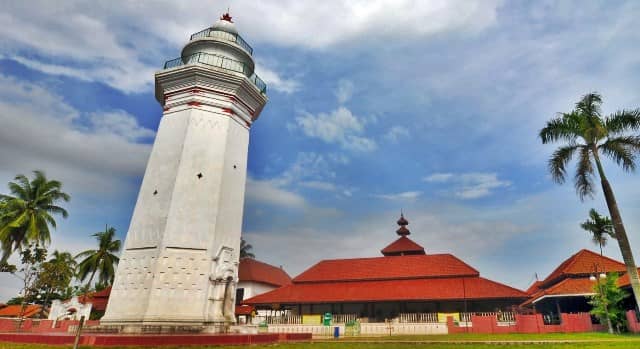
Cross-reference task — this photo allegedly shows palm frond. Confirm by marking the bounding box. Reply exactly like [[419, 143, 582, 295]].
[[539, 112, 583, 144], [599, 136, 640, 172], [576, 92, 603, 118], [548, 144, 580, 183], [574, 146, 595, 201], [605, 109, 640, 135]]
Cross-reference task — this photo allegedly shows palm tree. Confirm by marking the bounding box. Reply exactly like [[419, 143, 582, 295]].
[[581, 209, 615, 256], [240, 237, 255, 259], [540, 92, 640, 309], [0, 171, 70, 262], [76, 226, 121, 288], [49, 250, 77, 280], [581, 209, 615, 334]]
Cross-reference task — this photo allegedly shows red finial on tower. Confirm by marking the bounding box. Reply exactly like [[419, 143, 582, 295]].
[[221, 12, 233, 23]]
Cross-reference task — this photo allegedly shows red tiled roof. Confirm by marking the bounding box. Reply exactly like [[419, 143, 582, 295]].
[[293, 254, 479, 283], [540, 249, 626, 287], [244, 276, 527, 305], [522, 277, 597, 307], [78, 286, 111, 312], [525, 280, 543, 295], [0, 304, 42, 318], [239, 258, 292, 287], [381, 236, 425, 256], [617, 268, 640, 288]]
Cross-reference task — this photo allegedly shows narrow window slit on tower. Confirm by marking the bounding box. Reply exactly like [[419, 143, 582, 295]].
[[197, 173, 203, 179], [153, 190, 158, 195], [233, 165, 237, 169]]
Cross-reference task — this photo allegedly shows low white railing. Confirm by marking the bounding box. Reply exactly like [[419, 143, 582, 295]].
[[398, 313, 438, 323]]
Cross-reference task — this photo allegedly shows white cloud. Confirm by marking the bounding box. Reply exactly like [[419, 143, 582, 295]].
[[384, 125, 410, 143], [0, 74, 152, 196], [424, 172, 511, 199], [245, 177, 307, 208], [424, 173, 454, 182], [255, 63, 300, 94], [373, 191, 422, 201], [89, 110, 156, 141], [0, 1, 501, 93], [291, 106, 377, 152], [300, 181, 337, 191], [335, 79, 355, 104]]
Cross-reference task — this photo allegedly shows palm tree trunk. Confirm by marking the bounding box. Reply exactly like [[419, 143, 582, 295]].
[[87, 269, 97, 290], [593, 147, 640, 311]]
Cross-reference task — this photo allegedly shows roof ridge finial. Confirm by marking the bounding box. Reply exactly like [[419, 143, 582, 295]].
[[396, 212, 410, 236]]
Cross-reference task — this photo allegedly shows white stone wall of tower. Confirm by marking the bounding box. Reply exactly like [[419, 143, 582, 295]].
[[103, 98, 253, 324]]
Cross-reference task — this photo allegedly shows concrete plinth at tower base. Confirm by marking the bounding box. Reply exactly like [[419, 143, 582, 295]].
[[92, 322, 231, 334], [0, 332, 312, 347]]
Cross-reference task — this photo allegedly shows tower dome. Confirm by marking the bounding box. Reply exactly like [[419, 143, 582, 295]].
[[212, 13, 238, 35], [180, 12, 255, 79]]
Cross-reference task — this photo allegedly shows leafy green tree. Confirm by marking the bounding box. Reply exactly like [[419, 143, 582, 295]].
[[0, 171, 70, 262], [0, 244, 47, 328], [34, 250, 77, 317], [589, 273, 628, 333], [76, 226, 121, 288], [240, 237, 255, 259], [540, 92, 640, 309]]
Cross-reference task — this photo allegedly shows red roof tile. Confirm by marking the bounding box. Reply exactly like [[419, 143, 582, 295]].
[[616, 268, 640, 288], [244, 277, 527, 304], [525, 280, 543, 295], [239, 258, 292, 287], [0, 304, 42, 318], [78, 286, 111, 312], [381, 236, 425, 256], [540, 249, 626, 287], [522, 277, 597, 307], [293, 254, 479, 283]]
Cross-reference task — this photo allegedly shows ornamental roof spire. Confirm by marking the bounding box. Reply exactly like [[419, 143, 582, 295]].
[[396, 211, 410, 236]]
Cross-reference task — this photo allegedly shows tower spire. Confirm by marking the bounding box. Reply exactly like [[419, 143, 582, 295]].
[[396, 211, 410, 236]]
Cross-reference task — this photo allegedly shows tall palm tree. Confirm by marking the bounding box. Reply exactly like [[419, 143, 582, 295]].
[[540, 92, 640, 309], [581, 209, 615, 256], [0, 171, 70, 262], [76, 226, 121, 288], [240, 237, 255, 259]]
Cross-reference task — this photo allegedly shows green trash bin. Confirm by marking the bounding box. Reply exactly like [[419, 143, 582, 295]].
[[323, 313, 332, 326]]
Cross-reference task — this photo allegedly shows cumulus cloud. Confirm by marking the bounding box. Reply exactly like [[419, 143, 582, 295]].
[[291, 106, 377, 152], [255, 63, 300, 94], [0, 75, 152, 197], [424, 172, 511, 199]]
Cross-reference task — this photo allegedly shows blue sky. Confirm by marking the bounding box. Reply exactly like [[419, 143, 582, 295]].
[[1, 1, 640, 301]]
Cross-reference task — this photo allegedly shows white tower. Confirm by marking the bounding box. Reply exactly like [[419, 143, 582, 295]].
[[102, 13, 267, 330]]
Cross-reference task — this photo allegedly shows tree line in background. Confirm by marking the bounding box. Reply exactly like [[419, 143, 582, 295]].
[[0, 171, 121, 318], [541, 92, 640, 333]]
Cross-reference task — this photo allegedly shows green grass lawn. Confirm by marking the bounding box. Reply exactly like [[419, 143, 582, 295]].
[[2, 333, 640, 349]]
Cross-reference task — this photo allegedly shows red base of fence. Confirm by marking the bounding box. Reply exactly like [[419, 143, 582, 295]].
[[0, 332, 311, 347], [447, 313, 593, 334]]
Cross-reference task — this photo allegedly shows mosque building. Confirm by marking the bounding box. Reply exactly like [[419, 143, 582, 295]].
[[243, 214, 529, 321]]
